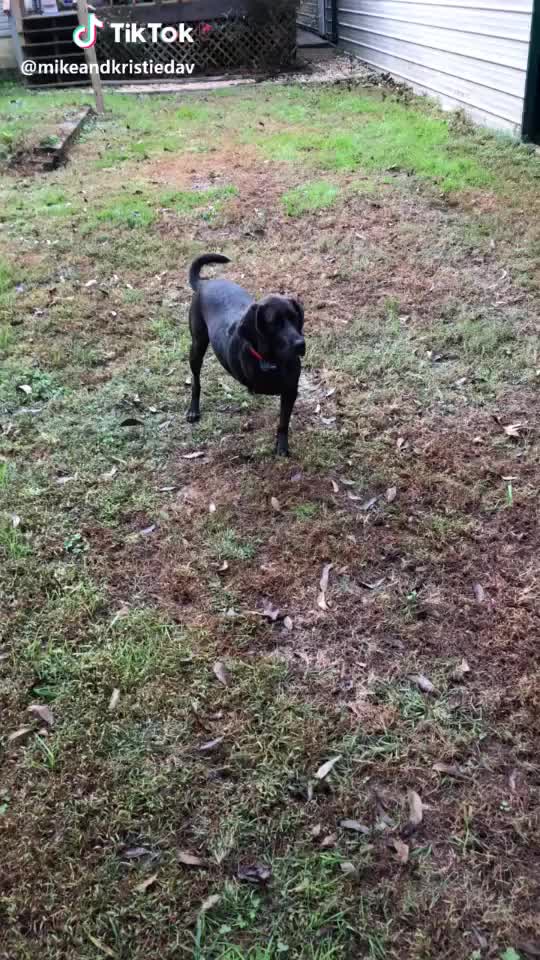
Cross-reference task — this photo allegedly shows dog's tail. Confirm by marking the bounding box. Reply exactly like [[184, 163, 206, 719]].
[[189, 253, 231, 291]]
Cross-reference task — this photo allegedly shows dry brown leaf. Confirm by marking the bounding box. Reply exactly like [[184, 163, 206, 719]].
[[330, 479, 339, 493], [473, 583, 485, 603], [87, 934, 117, 958], [339, 861, 356, 875], [108, 688, 121, 712], [178, 850, 205, 867], [18, 384, 32, 396], [261, 601, 281, 622], [27, 704, 54, 727], [270, 496, 280, 512], [8, 726, 33, 744], [213, 661, 230, 686], [320, 833, 337, 848], [409, 674, 436, 695], [209, 502, 217, 514], [200, 894, 221, 914], [339, 819, 370, 835], [407, 789, 423, 828], [283, 616, 293, 631], [237, 862, 272, 884], [182, 451, 205, 459], [317, 563, 333, 610], [11, 514, 21, 529], [134, 873, 158, 893], [451, 658, 471, 682], [124, 847, 152, 860], [310, 823, 322, 838], [219, 561, 229, 573], [392, 838, 409, 864], [432, 761, 463, 777], [386, 486, 397, 503], [198, 736, 225, 753], [314, 755, 341, 780], [503, 422, 525, 438], [100, 466, 117, 482]]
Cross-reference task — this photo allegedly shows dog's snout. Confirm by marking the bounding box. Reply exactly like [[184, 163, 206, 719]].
[[294, 338, 306, 357]]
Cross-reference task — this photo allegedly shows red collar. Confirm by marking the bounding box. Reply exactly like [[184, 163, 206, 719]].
[[248, 345, 265, 362]]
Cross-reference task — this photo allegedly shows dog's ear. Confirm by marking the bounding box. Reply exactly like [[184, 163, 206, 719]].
[[289, 298, 304, 332], [238, 304, 259, 348]]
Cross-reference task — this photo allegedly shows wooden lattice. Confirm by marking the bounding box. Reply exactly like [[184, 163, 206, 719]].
[[95, 11, 297, 77]]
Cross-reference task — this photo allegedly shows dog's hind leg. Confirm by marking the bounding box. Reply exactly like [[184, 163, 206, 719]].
[[186, 302, 209, 423]]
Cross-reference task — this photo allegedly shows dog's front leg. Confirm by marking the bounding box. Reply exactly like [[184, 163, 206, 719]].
[[276, 387, 298, 457]]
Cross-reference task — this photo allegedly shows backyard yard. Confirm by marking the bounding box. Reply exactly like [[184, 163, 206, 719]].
[[1, 75, 539, 960]]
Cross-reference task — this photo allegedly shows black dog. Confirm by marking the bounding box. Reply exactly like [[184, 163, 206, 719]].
[[186, 254, 305, 456]]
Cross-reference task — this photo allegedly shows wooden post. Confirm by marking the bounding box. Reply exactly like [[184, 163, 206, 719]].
[[76, 0, 105, 114]]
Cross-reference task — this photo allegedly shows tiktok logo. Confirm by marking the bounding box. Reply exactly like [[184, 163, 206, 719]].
[[73, 13, 104, 49]]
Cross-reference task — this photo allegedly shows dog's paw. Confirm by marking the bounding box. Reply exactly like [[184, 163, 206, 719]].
[[186, 409, 200, 423]]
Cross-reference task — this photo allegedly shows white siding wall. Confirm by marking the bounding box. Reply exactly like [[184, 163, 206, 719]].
[[337, 0, 534, 135], [0, 10, 17, 70]]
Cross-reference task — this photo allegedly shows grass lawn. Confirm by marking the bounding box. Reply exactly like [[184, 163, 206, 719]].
[[1, 76, 540, 960]]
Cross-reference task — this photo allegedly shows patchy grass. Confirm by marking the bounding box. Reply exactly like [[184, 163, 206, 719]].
[[282, 180, 340, 216], [1, 77, 540, 960]]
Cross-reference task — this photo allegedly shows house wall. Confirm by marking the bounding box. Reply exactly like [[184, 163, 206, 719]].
[[1, 10, 17, 70], [298, 0, 320, 31], [336, 0, 534, 135]]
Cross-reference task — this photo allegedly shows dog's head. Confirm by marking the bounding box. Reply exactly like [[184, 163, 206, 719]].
[[239, 295, 305, 366]]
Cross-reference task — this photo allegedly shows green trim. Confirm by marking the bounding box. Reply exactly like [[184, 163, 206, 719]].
[[523, 0, 540, 142]]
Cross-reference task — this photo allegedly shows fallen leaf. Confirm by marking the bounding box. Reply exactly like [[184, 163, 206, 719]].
[[120, 417, 144, 427], [339, 861, 356, 875], [360, 496, 378, 511], [8, 726, 33, 744], [283, 616, 293, 631], [200, 894, 221, 914], [315, 755, 341, 780], [198, 736, 225, 752], [339, 819, 370, 835], [406, 789, 423, 829], [87, 934, 117, 958], [209, 502, 217, 514], [408, 673, 436, 694], [237, 862, 272, 884], [310, 823, 322, 838], [503, 423, 525, 438], [386, 486, 397, 503], [262, 600, 281, 622], [432, 761, 463, 778], [473, 583, 485, 603], [213, 661, 230, 686], [397, 437, 407, 450], [84, 278, 98, 287], [108, 688, 121, 712], [27, 704, 54, 727], [134, 873, 158, 893], [178, 850, 205, 867], [330, 479, 339, 493], [392, 838, 409, 864], [18, 384, 32, 396], [11, 514, 21, 528], [182, 451, 205, 459], [451, 658, 471, 682], [219, 560, 229, 572], [270, 496, 280, 511], [123, 847, 152, 860], [100, 466, 117, 482], [317, 562, 333, 610], [56, 475, 76, 486], [320, 833, 337, 848]]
